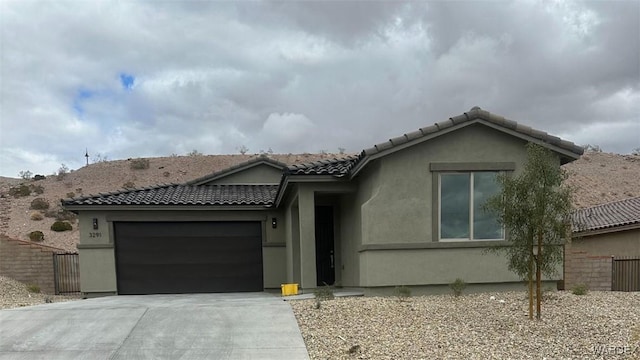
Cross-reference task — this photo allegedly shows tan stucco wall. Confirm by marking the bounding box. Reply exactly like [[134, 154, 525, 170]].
[[360, 248, 522, 287], [76, 209, 287, 294], [352, 124, 562, 286], [360, 124, 529, 245], [202, 164, 283, 184], [565, 228, 640, 290]]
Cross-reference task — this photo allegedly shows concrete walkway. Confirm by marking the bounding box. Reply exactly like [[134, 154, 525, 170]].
[[0, 293, 309, 360]]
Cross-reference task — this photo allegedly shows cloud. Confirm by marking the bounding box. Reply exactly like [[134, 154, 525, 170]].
[[0, 0, 638, 177], [260, 113, 316, 151]]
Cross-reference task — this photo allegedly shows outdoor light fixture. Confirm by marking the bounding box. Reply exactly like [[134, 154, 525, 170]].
[[272, 217, 277, 229], [92, 218, 99, 230]]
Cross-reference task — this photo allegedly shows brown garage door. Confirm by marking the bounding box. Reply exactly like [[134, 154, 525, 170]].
[[114, 221, 263, 294]]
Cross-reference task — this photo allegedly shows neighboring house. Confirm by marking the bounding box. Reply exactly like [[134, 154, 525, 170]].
[[63, 107, 584, 297], [565, 197, 640, 291]]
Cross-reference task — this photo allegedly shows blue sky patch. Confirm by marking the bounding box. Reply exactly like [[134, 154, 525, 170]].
[[120, 73, 135, 90], [73, 89, 95, 116]]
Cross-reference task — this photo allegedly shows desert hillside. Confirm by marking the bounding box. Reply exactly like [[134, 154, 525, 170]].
[[1, 152, 638, 252]]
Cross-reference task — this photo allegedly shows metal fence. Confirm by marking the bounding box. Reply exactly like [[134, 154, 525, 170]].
[[612, 257, 640, 292], [53, 253, 80, 294]]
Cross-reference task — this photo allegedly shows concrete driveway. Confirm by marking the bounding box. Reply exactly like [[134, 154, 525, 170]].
[[0, 293, 309, 360]]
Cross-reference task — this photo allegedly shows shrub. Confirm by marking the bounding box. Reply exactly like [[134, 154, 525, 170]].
[[66, 192, 75, 198], [314, 284, 335, 301], [122, 181, 136, 189], [450, 278, 467, 297], [571, 284, 588, 295], [51, 221, 73, 232], [56, 164, 69, 181], [187, 149, 202, 156], [9, 184, 31, 197], [31, 184, 44, 194], [163, 171, 171, 178], [30, 198, 50, 210], [55, 209, 77, 222], [44, 208, 58, 218], [395, 285, 412, 301], [29, 231, 44, 242], [130, 158, 150, 170], [26, 284, 40, 293], [30, 212, 44, 221]]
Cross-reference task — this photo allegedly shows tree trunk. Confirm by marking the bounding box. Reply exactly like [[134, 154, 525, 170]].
[[536, 231, 543, 320], [528, 255, 534, 320]]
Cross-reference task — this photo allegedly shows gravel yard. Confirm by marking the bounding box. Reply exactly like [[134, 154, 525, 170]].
[[0, 276, 81, 309], [290, 291, 640, 359]]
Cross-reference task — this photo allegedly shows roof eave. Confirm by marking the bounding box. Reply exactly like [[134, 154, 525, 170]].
[[572, 222, 640, 238], [62, 204, 272, 212]]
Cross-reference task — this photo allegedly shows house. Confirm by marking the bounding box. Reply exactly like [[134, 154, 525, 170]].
[[62, 107, 584, 297], [565, 197, 640, 291]]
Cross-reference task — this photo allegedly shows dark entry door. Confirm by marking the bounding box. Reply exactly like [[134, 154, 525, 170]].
[[114, 221, 263, 294], [315, 206, 335, 286]]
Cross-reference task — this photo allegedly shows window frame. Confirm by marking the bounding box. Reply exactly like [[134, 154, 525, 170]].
[[430, 162, 514, 243], [437, 171, 504, 242]]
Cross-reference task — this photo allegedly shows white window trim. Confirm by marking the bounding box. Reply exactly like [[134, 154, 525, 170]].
[[438, 172, 505, 242]]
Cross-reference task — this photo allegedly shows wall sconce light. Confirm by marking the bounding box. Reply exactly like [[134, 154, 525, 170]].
[[271, 217, 277, 229], [92, 218, 99, 230]]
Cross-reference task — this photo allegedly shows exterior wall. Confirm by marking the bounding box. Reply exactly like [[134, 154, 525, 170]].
[[360, 248, 522, 287], [354, 124, 562, 286], [298, 185, 317, 289], [565, 228, 640, 291], [76, 209, 287, 295], [0, 235, 59, 294], [201, 164, 283, 184], [360, 124, 529, 246]]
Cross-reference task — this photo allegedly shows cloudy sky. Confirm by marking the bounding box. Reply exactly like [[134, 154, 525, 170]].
[[1, 1, 638, 177]]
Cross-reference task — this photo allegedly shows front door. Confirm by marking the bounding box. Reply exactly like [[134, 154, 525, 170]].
[[315, 206, 335, 286]]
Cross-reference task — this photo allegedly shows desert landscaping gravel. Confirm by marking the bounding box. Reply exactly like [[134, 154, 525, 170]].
[[290, 291, 640, 359], [0, 276, 80, 309]]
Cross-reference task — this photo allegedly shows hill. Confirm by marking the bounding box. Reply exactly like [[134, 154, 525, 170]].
[[1, 152, 638, 252]]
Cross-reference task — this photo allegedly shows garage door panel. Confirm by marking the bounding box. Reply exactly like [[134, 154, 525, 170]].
[[114, 221, 263, 294]]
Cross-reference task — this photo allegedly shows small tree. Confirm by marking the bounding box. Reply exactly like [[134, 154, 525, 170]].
[[484, 143, 573, 320], [19, 170, 33, 180], [237, 145, 249, 155]]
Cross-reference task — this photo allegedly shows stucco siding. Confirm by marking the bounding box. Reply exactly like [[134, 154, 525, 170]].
[[339, 193, 360, 287], [354, 124, 564, 287], [202, 164, 283, 184], [78, 247, 117, 293], [263, 246, 286, 288], [360, 124, 530, 246], [360, 248, 523, 286]]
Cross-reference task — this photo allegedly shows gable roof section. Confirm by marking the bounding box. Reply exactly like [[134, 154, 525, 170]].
[[572, 196, 640, 235], [62, 184, 278, 208], [187, 155, 287, 185], [351, 106, 583, 176]]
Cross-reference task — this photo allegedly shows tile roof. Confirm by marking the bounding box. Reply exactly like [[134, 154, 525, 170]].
[[62, 184, 278, 207], [362, 106, 584, 160], [285, 155, 362, 176], [572, 196, 640, 233]]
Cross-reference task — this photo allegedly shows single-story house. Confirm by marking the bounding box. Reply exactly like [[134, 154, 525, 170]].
[[565, 197, 640, 291], [63, 107, 584, 297]]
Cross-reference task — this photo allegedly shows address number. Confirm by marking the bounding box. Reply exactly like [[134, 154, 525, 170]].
[[89, 232, 103, 238]]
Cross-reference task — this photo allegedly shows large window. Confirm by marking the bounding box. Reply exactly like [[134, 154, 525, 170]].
[[439, 172, 503, 241]]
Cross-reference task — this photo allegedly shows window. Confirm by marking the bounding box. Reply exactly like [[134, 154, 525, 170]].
[[439, 172, 503, 241]]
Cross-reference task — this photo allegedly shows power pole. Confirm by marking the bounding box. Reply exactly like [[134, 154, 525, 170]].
[[85, 149, 89, 166]]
